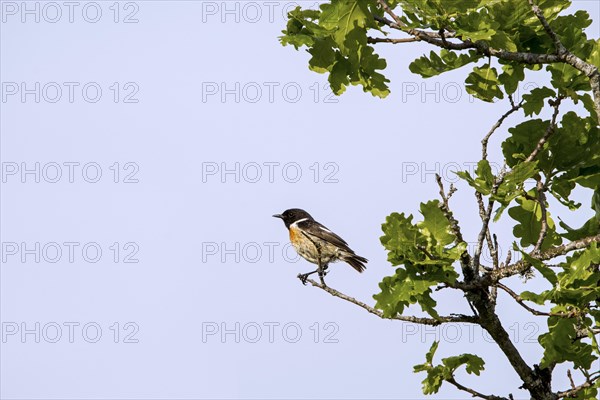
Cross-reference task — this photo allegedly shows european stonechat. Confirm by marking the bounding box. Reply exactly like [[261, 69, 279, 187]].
[[273, 208, 367, 285]]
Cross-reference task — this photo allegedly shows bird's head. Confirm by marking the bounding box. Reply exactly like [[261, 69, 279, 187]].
[[273, 208, 313, 228]]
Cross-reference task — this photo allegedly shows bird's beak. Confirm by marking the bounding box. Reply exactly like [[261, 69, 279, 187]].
[[272, 214, 283, 219]]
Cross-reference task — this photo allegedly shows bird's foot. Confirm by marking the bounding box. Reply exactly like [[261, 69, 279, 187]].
[[297, 273, 310, 285], [298, 265, 329, 286]]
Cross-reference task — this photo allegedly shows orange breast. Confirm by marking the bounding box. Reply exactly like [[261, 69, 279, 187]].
[[289, 226, 297, 243]]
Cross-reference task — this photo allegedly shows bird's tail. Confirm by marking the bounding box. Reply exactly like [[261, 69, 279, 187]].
[[341, 253, 367, 273]]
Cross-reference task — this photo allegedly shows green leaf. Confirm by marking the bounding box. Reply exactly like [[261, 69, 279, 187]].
[[414, 343, 485, 396], [281, 1, 390, 97], [508, 196, 562, 250], [418, 200, 456, 246], [379, 212, 427, 266], [498, 63, 525, 95], [280, 7, 325, 49], [376, 204, 463, 318], [547, 63, 590, 100], [578, 92, 598, 123], [442, 353, 485, 375], [458, 160, 538, 221], [420, 365, 445, 394], [489, 31, 517, 52], [522, 87, 556, 116], [465, 66, 504, 102], [520, 289, 553, 305], [373, 267, 441, 318], [589, 39, 600, 69], [502, 119, 548, 167], [550, 178, 579, 209], [329, 57, 351, 95], [559, 243, 600, 286], [559, 217, 600, 241], [495, 161, 539, 204], [320, 0, 371, 50], [410, 49, 481, 78], [426, 340, 439, 364], [550, 10, 593, 60], [454, 9, 497, 42], [540, 315, 597, 370], [413, 341, 444, 394], [520, 250, 558, 285], [456, 159, 494, 195], [308, 38, 337, 73]]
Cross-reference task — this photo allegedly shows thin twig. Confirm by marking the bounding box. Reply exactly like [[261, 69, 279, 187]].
[[447, 183, 457, 200], [496, 283, 576, 318], [492, 234, 499, 271], [302, 278, 479, 326], [439, 28, 448, 47], [476, 192, 487, 221], [532, 177, 549, 254], [376, 0, 405, 27], [373, 0, 556, 63], [524, 97, 563, 163], [459, 234, 600, 288], [482, 97, 523, 160], [575, 326, 600, 340], [435, 178, 463, 243], [372, 0, 600, 122], [417, 245, 438, 260], [367, 36, 419, 44], [502, 249, 512, 269], [487, 234, 600, 284], [435, 174, 472, 275], [556, 373, 600, 398], [527, 0, 566, 55], [447, 377, 508, 400], [567, 370, 576, 390], [490, 234, 499, 304], [472, 165, 507, 276], [474, 190, 496, 275]]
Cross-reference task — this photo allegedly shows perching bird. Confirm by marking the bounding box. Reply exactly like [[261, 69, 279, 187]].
[[273, 208, 367, 285]]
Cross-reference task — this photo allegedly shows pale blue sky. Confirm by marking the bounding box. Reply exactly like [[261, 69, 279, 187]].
[[1, 1, 599, 399]]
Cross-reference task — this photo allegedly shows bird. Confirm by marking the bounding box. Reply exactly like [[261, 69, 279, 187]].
[[273, 208, 367, 285]]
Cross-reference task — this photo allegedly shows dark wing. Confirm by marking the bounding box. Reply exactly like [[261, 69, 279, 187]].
[[296, 219, 356, 254]]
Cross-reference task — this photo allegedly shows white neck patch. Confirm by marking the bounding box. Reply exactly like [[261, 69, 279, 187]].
[[291, 218, 309, 227]]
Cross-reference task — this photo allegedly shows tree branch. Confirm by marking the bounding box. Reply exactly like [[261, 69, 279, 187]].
[[524, 97, 563, 163], [496, 283, 577, 318], [472, 165, 507, 277], [527, 0, 566, 55], [447, 377, 509, 400], [475, 189, 500, 275], [482, 96, 523, 161], [373, 0, 600, 122], [532, 7, 600, 121], [367, 36, 419, 44], [375, 0, 405, 28], [490, 234, 500, 305], [496, 282, 550, 316], [556, 372, 600, 398], [567, 369, 576, 391], [469, 291, 548, 399], [373, 1, 561, 62], [532, 177, 549, 254], [435, 174, 472, 276], [481, 234, 600, 285], [301, 277, 479, 326]]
